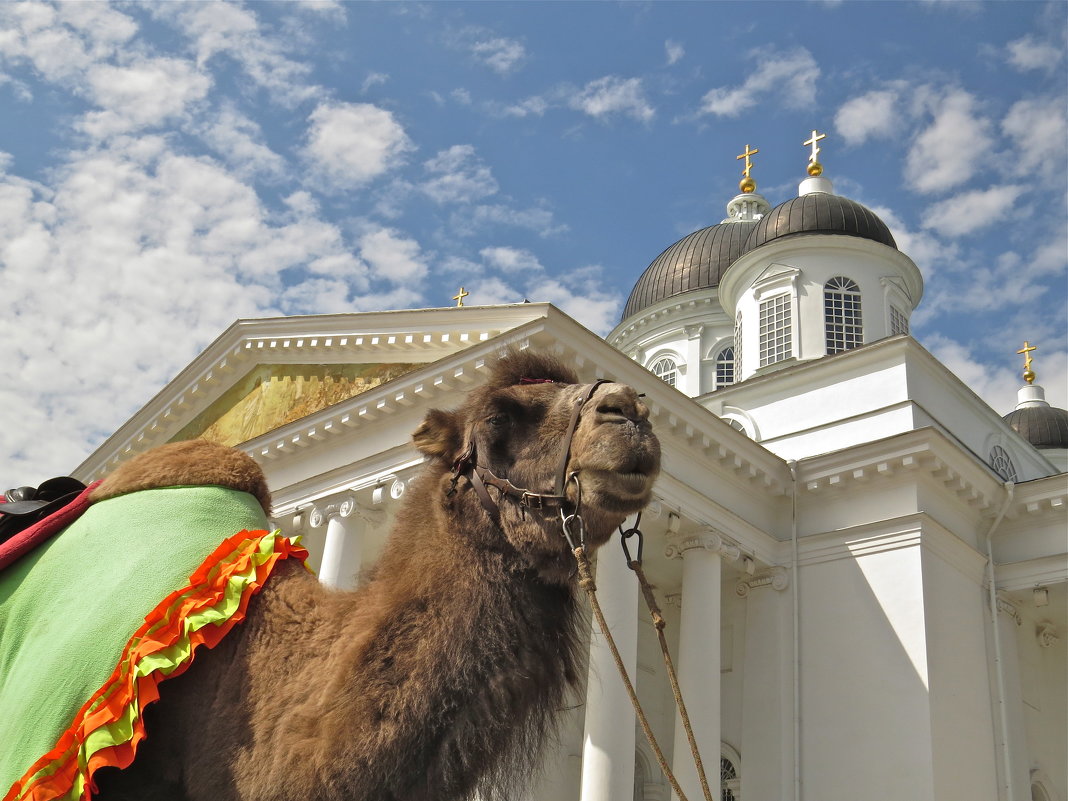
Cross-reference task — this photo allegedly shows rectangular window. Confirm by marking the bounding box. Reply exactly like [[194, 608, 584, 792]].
[[759, 294, 792, 367], [890, 305, 909, 336], [824, 289, 863, 354]]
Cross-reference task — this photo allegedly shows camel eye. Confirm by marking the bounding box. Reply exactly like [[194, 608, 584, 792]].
[[487, 413, 510, 427]]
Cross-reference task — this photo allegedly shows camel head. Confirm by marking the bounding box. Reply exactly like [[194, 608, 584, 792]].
[[413, 350, 660, 581]]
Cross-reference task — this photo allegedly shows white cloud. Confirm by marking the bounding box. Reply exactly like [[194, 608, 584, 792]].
[[923, 334, 1023, 414], [502, 95, 549, 118], [303, 102, 413, 189], [199, 105, 287, 180], [569, 76, 655, 122], [1005, 35, 1064, 73], [358, 225, 427, 282], [0, 1, 135, 83], [922, 185, 1023, 237], [154, 1, 319, 107], [700, 47, 818, 117], [1001, 96, 1068, 173], [665, 40, 684, 65], [0, 142, 377, 484], [361, 71, 389, 93], [835, 89, 898, 146], [469, 204, 567, 238], [905, 89, 993, 194], [480, 246, 543, 274], [469, 35, 525, 74], [81, 58, 211, 137], [421, 144, 498, 204], [526, 276, 620, 334]]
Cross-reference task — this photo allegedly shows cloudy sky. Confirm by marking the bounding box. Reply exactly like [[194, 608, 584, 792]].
[[1, 1, 1065, 484]]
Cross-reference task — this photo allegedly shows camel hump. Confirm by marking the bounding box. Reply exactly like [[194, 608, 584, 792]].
[[88, 440, 271, 516]]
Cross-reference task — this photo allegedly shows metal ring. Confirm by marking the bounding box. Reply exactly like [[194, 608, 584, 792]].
[[560, 512, 586, 550], [619, 526, 644, 564]]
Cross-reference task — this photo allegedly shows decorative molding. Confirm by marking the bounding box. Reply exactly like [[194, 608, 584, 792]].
[[664, 529, 741, 561], [996, 597, 1023, 626], [1037, 623, 1059, 648], [736, 566, 789, 597]]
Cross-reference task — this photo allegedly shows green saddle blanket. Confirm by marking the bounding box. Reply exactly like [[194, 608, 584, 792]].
[[0, 485, 306, 801]]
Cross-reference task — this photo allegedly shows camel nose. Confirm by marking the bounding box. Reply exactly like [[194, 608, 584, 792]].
[[593, 384, 649, 425]]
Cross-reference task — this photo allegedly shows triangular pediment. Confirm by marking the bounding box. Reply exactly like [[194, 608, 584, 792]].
[[77, 304, 559, 477], [172, 362, 420, 447]]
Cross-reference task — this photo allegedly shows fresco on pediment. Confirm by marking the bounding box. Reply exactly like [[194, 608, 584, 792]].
[[172, 363, 419, 447]]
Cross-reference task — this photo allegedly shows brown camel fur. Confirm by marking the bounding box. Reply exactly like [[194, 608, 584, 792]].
[[90, 350, 660, 801]]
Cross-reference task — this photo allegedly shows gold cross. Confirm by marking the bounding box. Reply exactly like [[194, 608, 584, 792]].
[[453, 287, 469, 307], [1017, 341, 1037, 383], [804, 130, 826, 165], [736, 144, 759, 179]]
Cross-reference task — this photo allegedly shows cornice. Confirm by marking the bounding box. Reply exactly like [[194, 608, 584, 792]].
[[718, 234, 924, 317], [1005, 474, 1068, 522], [796, 426, 1008, 514], [607, 288, 726, 351]]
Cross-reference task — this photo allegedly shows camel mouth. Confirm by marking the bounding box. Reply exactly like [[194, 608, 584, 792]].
[[578, 467, 657, 506]]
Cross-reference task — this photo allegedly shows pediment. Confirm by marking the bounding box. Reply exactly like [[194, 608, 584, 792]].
[[172, 362, 420, 447]]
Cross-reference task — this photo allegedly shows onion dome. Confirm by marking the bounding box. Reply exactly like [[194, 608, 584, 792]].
[[1002, 348, 1068, 450], [622, 218, 758, 320], [741, 190, 897, 256], [1004, 405, 1068, 449]]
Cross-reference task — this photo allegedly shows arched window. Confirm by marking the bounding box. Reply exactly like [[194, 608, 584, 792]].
[[990, 445, 1018, 482], [651, 357, 678, 388], [824, 276, 863, 354], [715, 346, 736, 388]]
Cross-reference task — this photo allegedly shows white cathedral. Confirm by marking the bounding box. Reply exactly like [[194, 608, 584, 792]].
[[77, 142, 1067, 801]]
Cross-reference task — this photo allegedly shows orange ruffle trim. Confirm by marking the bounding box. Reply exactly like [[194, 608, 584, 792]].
[[4, 530, 308, 801]]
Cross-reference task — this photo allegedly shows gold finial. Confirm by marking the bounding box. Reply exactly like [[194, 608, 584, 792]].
[[1017, 341, 1037, 384], [804, 129, 826, 177], [736, 144, 759, 193]]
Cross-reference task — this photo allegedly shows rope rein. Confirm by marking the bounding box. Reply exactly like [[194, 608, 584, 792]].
[[566, 507, 713, 801]]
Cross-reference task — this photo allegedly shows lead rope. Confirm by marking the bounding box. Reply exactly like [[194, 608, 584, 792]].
[[620, 520, 714, 801], [563, 509, 713, 801]]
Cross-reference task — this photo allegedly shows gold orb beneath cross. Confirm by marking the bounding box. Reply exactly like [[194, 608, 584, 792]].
[[739, 176, 756, 193], [807, 161, 823, 177]]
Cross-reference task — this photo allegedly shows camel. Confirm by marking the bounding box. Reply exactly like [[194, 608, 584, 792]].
[[82, 350, 660, 801]]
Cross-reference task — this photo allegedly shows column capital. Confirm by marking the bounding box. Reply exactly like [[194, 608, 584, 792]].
[[684, 324, 705, 340], [664, 528, 740, 561], [306, 492, 386, 529], [1037, 623, 1059, 648], [736, 566, 789, 598]]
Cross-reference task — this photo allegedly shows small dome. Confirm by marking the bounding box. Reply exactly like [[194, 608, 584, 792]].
[[741, 193, 897, 255], [622, 220, 757, 320], [1003, 405, 1068, 449]]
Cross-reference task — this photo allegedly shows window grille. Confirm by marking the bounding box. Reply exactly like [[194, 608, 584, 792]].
[[989, 446, 1017, 483], [651, 357, 678, 388], [758, 294, 792, 367], [890, 305, 909, 336], [721, 756, 740, 801], [824, 276, 863, 354], [715, 346, 736, 388], [734, 312, 744, 378]]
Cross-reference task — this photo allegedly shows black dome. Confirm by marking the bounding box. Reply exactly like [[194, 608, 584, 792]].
[[622, 220, 757, 320], [741, 192, 896, 255], [1003, 405, 1068, 449]]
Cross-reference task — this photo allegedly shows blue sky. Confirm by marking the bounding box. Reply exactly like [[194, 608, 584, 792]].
[[1, 0, 1065, 484]]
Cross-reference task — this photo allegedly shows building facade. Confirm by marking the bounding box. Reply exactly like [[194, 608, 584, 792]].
[[76, 159, 1067, 801]]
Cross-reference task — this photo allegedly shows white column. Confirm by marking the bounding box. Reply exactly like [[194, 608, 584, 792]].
[[580, 545, 639, 801], [665, 530, 737, 801], [684, 325, 705, 397], [311, 494, 364, 590], [737, 568, 791, 801], [994, 596, 1030, 801]]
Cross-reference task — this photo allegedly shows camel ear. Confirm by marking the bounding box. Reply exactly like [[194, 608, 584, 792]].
[[413, 408, 463, 462]]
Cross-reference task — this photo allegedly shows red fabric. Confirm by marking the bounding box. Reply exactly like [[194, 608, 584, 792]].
[[0, 482, 101, 573]]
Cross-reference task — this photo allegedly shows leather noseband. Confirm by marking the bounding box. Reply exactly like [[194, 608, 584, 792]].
[[452, 380, 610, 524]]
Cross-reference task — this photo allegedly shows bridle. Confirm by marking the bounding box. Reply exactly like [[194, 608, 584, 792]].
[[450, 379, 611, 544]]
